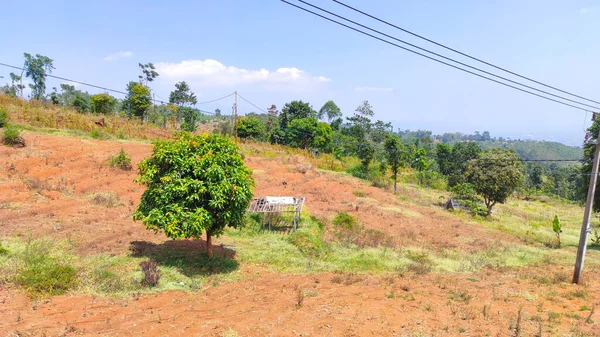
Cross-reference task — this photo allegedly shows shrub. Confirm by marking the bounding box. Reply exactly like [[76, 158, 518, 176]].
[[332, 212, 358, 230], [288, 221, 328, 258], [89, 128, 108, 139], [109, 148, 133, 170], [17, 262, 77, 297], [2, 125, 25, 147], [0, 108, 8, 127], [140, 259, 160, 287], [0, 242, 7, 255]]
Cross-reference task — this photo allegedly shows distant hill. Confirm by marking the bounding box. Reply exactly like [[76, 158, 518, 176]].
[[478, 140, 582, 163]]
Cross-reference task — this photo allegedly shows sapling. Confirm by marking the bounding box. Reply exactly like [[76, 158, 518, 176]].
[[552, 215, 562, 248]]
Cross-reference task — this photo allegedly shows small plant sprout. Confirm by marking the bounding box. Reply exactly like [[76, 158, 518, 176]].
[[552, 215, 562, 248]]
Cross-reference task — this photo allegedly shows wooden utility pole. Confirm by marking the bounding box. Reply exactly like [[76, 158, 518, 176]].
[[573, 132, 600, 284]]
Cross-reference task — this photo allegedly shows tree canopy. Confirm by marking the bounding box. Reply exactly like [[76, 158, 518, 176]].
[[466, 148, 524, 215], [133, 133, 255, 257]]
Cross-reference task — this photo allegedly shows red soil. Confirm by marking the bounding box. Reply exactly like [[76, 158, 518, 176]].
[[1, 132, 599, 336]]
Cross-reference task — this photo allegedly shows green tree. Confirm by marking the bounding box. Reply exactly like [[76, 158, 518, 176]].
[[133, 133, 255, 257], [169, 81, 197, 107], [215, 108, 222, 118], [72, 93, 90, 113], [413, 148, 430, 185], [447, 142, 482, 187], [91, 93, 117, 114], [179, 107, 198, 132], [237, 116, 267, 140], [466, 149, 524, 215], [286, 117, 332, 150], [345, 100, 374, 140], [552, 215, 562, 248], [279, 100, 316, 129], [318, 100, 341, 121], [138, 62, 159, 85], [23, 53, 55, 100], [60, 84, 76, 106], [384, 134, 406, 191], [5, 73, 25, 97], [266, 104, 279, 132], [435, 143, 453, 176], [126, 83, 151, 121]]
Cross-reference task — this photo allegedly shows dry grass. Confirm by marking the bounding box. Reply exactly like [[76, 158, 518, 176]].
[[0, 95, 175, 140]]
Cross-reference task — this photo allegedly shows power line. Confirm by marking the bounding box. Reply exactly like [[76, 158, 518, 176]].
[[331, 0, 600, 106], [280, 1, 596, 113], [294, 0, 600, 111], [237, 93, 268, 114], [197, 93, 235, 105], [0, 62, 226, 113]]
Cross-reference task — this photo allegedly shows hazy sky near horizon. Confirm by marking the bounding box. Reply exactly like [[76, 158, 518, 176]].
[[1, 0, 599, 146]]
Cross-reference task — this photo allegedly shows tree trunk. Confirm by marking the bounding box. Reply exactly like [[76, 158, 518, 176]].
[[206, 231, 213, 258], [393, 174, 397, 192]]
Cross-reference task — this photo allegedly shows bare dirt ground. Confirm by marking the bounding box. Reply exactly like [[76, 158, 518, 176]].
[[1, 132, 599, 336]]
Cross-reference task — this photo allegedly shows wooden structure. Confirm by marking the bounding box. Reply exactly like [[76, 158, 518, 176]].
[[247, 196, 305, 230]]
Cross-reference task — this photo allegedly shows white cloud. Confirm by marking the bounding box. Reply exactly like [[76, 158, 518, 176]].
[[354, 86, 393, 92], [580, 7, 596, 15], [154, 59, 331, 91], [103, 51, 133, 61]]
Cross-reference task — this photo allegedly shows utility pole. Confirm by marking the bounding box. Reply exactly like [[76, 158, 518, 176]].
[[573, 114, 600, 284], [234, 91, 238, 142]]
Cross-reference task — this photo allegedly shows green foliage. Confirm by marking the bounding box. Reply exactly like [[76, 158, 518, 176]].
[[318, 100, 341, 121], [109, 148, 133, 170], [134, 133, 255, 256], [23, 53, 55, 100], [123, 82, 151, 120], [138, 62, 159, 85], [16, 239, 77, 297], [168, 81, 197, 106], [0, 108, 8, 127], [384, 134, 407, 191], [91, 93, 117, 114], [237, 116, 267, 141], [279, 100, 316, 129], [18, 262, 77, 297], [3, 125, 24, 146], [215, 120, 233, 136], [288, 223, 328, 258], [552, 215, 562, 248], [286, 117, 332, 151], [72, 93, 91, 113], [179, 107, 197, 132], [466, 149, 524, 215], [332, 212, 358, 230]]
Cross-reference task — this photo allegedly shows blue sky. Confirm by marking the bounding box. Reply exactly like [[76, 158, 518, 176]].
[[1, 0, 599, 146]]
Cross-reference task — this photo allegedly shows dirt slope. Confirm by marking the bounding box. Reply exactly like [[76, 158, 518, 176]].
[[1, 132, 599, 336]]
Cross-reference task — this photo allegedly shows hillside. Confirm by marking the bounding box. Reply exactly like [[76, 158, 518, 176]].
[[480, 139, 582, 162], [1, 99, 600, 336]]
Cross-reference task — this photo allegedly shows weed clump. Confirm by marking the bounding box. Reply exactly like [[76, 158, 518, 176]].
[[140, 259, 160, 287], [0, 108, 8, 127], [90, 192, 123, 208], [289, 223, 328, 258], [2, 125, 25, 147], [15, 239, 77, 297], [109, 148, 133, 171]]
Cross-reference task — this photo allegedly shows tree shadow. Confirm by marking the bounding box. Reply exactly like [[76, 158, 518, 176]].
[[129, 239, 238, 277]]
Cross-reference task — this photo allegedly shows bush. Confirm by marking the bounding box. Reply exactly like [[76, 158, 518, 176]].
[[2, 125, 25, 147], [17, 262, 77, 297], [288, 219, 328, 258], [108, 148, 133, 170], [0, 108, 8, 127], [332, 212, 358, 230], [140, 259, 160, 287]]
